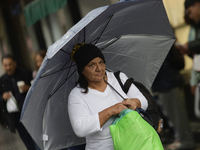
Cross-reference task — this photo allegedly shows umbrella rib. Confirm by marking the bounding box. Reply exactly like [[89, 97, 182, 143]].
[[48, 68, 77, 100], [83, 27, 86, 43], [61, 57, 73, 70], [99, 36, 121, 51], [65, 59, 74, 80], [92, 15, 114, 45], [60, 48, 77, 70], [40, 64, 76, 78], [60, 49, 71, 55]]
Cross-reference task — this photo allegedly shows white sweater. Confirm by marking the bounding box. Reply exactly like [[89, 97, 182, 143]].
[[68, 71, 148, 150]]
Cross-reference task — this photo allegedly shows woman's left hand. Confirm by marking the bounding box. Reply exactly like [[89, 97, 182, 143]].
[[122, 98, 141, 110]]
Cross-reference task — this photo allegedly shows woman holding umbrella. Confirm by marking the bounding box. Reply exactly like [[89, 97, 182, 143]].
[[68, 43, 148, 150]]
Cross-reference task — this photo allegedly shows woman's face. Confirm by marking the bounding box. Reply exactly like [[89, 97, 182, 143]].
[[35, 54, 44, 70], [82, 57, 106, 83]]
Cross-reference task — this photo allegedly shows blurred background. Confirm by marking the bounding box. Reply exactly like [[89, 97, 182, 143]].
[[0, 0, 199, 149], [0, 0, 192, 75]]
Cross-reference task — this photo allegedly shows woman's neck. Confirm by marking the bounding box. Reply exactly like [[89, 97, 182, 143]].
[[88, 75, 107, 92]]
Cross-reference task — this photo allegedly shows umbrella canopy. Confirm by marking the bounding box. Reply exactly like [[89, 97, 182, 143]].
[[21, 0, 175, 149]]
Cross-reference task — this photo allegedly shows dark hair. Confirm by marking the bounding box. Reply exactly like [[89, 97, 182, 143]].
[[35, 50, 46, 58], [1, 54, 16, 62], [185, 0, 200, 9], [76, 74, 89, 93], [184, 11, 196, 25]]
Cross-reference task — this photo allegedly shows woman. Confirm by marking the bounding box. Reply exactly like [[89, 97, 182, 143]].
[[32, 50, 46, 79], [68, 43, 148, 150]]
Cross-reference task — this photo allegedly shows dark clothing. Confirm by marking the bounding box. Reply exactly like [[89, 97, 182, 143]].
[[152, 46, 195, 147], [15, 112, 36, 150], [0, 68, 32, 132], [60, 144, 86, 150], [0, 68, 36, 150], [152, 46, 185, 92], [188, 23, 200, 54], [68, 144, 86, 150]]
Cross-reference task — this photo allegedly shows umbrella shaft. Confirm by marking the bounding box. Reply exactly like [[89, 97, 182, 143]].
[[103, 77, 126, 100]]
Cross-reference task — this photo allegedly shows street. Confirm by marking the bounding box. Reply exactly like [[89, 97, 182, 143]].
[[0, 121, 200, 150]]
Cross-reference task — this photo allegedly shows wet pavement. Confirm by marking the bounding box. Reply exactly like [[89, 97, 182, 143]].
[[0, 121, 200, 150], [162, 121, 200, 150], [191, 121, 200, 144], [0, 125, 26, 150]]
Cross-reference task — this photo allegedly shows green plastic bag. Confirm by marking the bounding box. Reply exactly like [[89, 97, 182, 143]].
[[109, 109, 164, 150]]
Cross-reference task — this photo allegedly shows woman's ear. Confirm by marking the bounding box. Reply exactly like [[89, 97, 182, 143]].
[[82, 70, 84, 75]]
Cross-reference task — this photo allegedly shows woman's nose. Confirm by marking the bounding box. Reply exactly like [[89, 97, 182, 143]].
[[96, 64, 101, 70]]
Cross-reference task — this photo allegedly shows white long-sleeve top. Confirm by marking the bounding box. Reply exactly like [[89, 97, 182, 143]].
[[68, 71, 148, 150]]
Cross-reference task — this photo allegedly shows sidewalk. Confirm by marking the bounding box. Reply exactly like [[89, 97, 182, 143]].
[[162, 121, 200, 150], [0, 125, 26, 150], [191, 121, 200, 150], [0, 121, 199, 150]]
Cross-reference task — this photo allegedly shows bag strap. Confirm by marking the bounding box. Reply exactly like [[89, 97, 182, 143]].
[[114, 71, 126, 92], [114, 71, 135, 94], [124, 78, 134, 94], [114, 71, 155, 127], [114, 71, 158, 112]]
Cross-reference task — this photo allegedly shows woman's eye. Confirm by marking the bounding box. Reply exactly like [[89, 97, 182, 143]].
[[89, 64, 95, 67], [99, 61, 104, 64]]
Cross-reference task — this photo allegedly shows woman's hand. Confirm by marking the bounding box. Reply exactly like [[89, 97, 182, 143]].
[[122, 98, 141, 110], [99, 103, 127, 127], [2, 92, 11, 101], [109, 103, 128, 116]]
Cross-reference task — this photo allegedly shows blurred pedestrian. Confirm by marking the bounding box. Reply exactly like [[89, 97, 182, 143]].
[[176, 0, 200, 120], [31, 51, 47, 150], [0, 54, 37, 150], [186, 25, 200, 97], [152, 45, 195, 149], [31, 50, 85, 150], [181, 0, 200, 95], [177, 0, 200, 56], [32, 50, 46, 79]]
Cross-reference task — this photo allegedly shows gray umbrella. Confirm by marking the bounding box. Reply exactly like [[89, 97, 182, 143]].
[[21, 0, 175, 149]]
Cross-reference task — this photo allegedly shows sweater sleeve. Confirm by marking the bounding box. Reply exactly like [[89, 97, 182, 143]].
[[119, 72, 148, 110], [68, 91, 102, 137]]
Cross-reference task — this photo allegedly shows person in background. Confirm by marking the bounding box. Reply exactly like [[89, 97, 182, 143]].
[[0, 54, 37, 150], [32, 50, 46, 79], [180, 1, 200, 95], [68, 43, 148, 150], [151, 45, 195, 150], [186, 25, 200, 95], [177, 0, 200, 56], [31, 50, 47, 150], [31, 50, 82, 150]]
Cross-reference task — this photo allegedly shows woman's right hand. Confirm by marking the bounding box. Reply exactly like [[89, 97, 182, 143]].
[[99, 103, 127, 127], [2, 92, 11, 101]]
